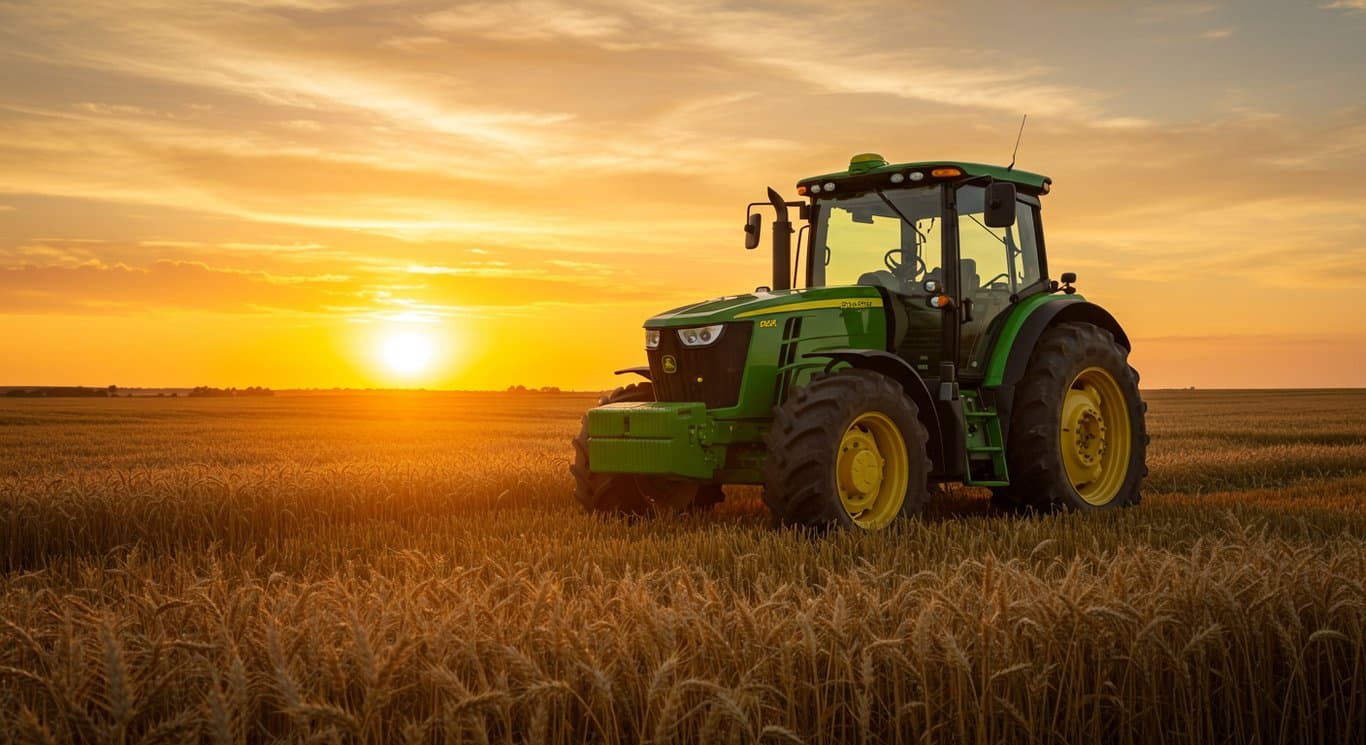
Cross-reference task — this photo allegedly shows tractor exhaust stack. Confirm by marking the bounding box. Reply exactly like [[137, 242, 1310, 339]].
[[766, 187, 792, 291]]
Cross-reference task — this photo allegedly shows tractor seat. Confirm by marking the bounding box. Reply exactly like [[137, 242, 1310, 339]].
[[857, 270, 909, 295], [920, 259, 982, 297]]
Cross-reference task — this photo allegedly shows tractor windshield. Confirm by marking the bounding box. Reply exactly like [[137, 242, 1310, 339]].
[[810, 185, 943, 294]]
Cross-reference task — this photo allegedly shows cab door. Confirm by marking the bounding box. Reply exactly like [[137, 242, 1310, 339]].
[[952, 184, 1045, 378], [887, 208, 948, 377]]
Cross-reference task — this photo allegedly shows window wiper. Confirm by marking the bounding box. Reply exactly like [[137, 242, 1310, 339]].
[[965, 213, 1008, 247], [873, 189, 927, 243]]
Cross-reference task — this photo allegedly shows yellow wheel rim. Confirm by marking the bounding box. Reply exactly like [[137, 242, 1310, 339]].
[[1060, 367, 1132, 505], [836, 412, 908, 529]]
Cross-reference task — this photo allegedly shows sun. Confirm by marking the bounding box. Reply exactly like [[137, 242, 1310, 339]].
[[380, 330, 434, 375]]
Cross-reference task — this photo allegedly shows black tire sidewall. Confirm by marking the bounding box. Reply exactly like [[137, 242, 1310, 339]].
[[764, 370, 930, 529], [1010, 323, 1146, 512]]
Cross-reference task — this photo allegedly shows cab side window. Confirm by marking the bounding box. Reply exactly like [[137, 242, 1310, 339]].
[[955, 185, 1043, 373]]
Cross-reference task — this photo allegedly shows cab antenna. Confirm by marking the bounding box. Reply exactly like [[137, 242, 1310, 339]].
[[1007, 114, 1028, 171]]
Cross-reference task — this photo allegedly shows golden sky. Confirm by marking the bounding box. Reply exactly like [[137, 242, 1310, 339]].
[[2, 0, 1364, 390]]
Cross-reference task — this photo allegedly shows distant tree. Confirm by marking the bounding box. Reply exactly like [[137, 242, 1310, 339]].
[[507, 385, 529, 393], [107, 385, 118, 397], [539, 386, 561, 393], [188, 385, 272, 398], [189, 386, 229, 397]]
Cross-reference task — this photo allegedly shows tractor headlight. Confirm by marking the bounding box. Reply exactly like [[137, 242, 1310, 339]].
[[677, 324, 725, 347], [645, 328, 661, 349]]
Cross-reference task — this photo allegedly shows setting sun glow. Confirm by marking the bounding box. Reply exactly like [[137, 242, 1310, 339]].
[[381, 331, 434, 376]]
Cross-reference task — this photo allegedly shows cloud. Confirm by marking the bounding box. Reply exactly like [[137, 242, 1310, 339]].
[[0, 239, 690, 320], [1133, 3, 1218, 24], [0, 259, 356, 314], [421, 2, 630, 43]]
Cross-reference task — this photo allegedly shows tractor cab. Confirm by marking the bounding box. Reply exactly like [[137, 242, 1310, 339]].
[[793, 155, 1051, 382]]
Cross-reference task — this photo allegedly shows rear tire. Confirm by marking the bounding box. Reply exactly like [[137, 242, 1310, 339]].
[[1003, 322, 1147, 512], [763, 369, 930, 530], [570, 382, 724, 515]]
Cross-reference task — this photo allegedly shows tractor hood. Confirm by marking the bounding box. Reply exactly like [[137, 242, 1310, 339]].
[[644, 286, 884, 328]]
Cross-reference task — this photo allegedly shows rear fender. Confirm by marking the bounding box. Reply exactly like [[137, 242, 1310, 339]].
[[988, 297, 1131, 438]]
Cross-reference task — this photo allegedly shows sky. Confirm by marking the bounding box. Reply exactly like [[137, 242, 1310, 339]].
[[1, 0, 1364, 390]]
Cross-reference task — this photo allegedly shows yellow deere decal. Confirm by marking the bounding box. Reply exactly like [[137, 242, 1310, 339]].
[[662, 355, 677, 373], [758, 319, 778, 328], [734, 298, 879, 319]]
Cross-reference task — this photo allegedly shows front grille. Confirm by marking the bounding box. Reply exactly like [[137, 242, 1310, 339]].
[[647, 322, 753, 408]]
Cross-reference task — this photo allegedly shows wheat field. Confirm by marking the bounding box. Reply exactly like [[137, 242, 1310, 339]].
[[1, 390, 1363, 744]]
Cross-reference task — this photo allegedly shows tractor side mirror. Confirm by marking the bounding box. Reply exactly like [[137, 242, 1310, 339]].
[[983, 181, 1017, 228], [744, 213, 762, 250]]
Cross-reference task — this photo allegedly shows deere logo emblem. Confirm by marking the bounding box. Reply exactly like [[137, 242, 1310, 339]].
[[662, 355, 677, 374]]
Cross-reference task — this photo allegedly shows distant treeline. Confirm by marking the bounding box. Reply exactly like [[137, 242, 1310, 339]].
[[5, 386, 121, 398], [2, 385, 276, 398], [506, 385, 562, 393], [189, 386, 275, 398]]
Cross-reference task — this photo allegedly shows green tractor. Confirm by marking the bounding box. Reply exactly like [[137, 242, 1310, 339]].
[[571, 154, 1146, 529]]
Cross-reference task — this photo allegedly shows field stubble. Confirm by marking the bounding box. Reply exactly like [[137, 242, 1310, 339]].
[[1, 389, 1363, 743]]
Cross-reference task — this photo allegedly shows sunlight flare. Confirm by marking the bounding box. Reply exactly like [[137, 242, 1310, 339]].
[[380, 330, 435, 375]]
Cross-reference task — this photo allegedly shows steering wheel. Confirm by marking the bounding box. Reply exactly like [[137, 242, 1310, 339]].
[[982, 272, 1010, 288], [883, 249, 927, 279]]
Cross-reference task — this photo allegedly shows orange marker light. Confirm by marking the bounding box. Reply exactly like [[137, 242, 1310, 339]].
[[930, 167, 963, 178], [796, 185, 809, 196]]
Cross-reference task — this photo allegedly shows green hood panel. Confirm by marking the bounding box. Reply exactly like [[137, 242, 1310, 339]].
[[641, 283, 889, 421], [645, 286, 884, 328]]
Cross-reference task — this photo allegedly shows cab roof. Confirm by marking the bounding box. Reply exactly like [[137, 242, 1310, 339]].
[[797, 154, 1051, 196]]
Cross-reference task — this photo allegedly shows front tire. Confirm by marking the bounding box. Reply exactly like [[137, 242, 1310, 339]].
[[570, 382, 724, 515], [1002, 322, 1147, 512], [763, 370, 930, 530]]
